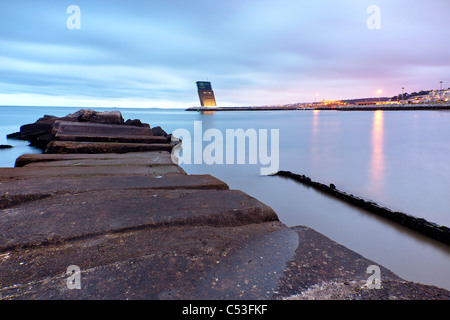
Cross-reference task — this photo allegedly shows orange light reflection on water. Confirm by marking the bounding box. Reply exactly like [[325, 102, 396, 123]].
[[310, 110, 320, 169], [370, 110, 385, 191], [312, 109, 320, 133]]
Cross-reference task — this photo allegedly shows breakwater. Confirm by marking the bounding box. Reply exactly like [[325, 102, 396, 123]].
[[274, 170, 450, 246], [185, 103, 450, 112], [186, 106, 298, 111], [1, 109, 449, 300], [316, 103, 450, 111]]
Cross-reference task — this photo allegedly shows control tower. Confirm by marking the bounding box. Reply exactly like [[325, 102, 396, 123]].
[[196, 81, 217, 107]]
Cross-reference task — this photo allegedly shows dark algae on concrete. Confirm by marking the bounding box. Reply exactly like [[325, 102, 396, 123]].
[[0, 110, 449, 300]]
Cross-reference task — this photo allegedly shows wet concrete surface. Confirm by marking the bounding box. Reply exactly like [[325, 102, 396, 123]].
[[14, 151, 174, 167], [1, 219, 448, 300], [0, 188, 278, 251], [0, 174, 228, 204], [0, 165, 185, 180]]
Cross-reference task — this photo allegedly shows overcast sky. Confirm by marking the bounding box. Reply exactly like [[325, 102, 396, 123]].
[[1, 0, 449, 108]]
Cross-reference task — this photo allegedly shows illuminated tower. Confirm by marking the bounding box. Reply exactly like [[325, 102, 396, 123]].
[[197, 81, 217, 107]]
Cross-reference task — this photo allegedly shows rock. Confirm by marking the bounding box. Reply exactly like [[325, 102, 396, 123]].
[[80, 110, 124, 125], [19, 119, 56, 140], [36, 115, 58, 122], [91, 111, 124, 124], [66, 109, 87, 120], [124, 119, 150, 127], [36, 134, 53, 148], [17, 115, 77, 146], [0, 144, 13, 149], [79, 109, 97, 122], [9, 110, 157, 150], [6, 132, 21, 140], [152, 126, 168, 137]]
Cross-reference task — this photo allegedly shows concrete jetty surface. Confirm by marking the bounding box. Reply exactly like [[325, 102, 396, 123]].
[[1, 110, 449, 300]]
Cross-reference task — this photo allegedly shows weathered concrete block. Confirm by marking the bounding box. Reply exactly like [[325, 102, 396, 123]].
[[54, 133, 170, 144], [124, 119, 150, 127], [19, 117, 77, 141], [151, 126, 168, 137], [45, 141, 174, 154], [80, 110, 124, 125], [1, 223, 448, 300], [0, 175, 228, 208], [0, 222, 288, 299], [15, 151, 174, 167], [0, 165, 185, 181], [23, 158, 171, 168], [52, 121, 154, 137], [0, 189, 279, 251]]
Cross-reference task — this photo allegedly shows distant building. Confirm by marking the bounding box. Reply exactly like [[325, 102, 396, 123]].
[[425, 89, 450, 103], [196, 81, 217, 107], [343, 97, 389, 106]]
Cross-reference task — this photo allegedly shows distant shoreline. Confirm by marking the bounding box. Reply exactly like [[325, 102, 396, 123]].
[[186, 103, 450, 112], [185, 106, 298, 111]]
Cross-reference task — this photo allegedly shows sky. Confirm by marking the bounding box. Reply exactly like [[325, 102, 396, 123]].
[[0, 0, 449, 108]]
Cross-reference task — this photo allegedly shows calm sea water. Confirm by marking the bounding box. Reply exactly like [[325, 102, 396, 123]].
[[1, 105, 449, 290]]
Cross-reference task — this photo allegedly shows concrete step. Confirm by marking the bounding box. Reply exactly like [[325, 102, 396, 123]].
[[0, 222, 289, 299], [0, 165, 185, 181], [22, 158, 175, 168], [0, 189, 279, 251], [2, 223, 446, 300], [0, 174, 229, 210], [15, 151, 174, 167], [54, 133, 170, 144], [52, 121, 154, 136], [45, 141, 174, 154]]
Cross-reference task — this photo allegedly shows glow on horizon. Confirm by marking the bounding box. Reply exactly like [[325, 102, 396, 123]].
[[0, 1, 449, 107], [370, 110, 385, 192], [0, 93, 191, 109]]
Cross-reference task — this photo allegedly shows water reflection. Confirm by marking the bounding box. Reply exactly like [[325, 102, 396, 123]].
[[370, 110, 385, 192], [310, 110, 320, 169], [312, 110, 320, 133]]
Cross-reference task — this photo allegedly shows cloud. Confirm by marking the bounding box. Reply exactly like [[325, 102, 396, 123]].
[[0, 0, 449, 107]]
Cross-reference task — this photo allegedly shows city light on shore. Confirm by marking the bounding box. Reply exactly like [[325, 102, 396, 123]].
[[0, 1, 448, 108]]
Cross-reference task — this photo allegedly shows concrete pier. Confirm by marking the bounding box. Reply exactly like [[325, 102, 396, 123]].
[[1, 110, 449, 300]]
